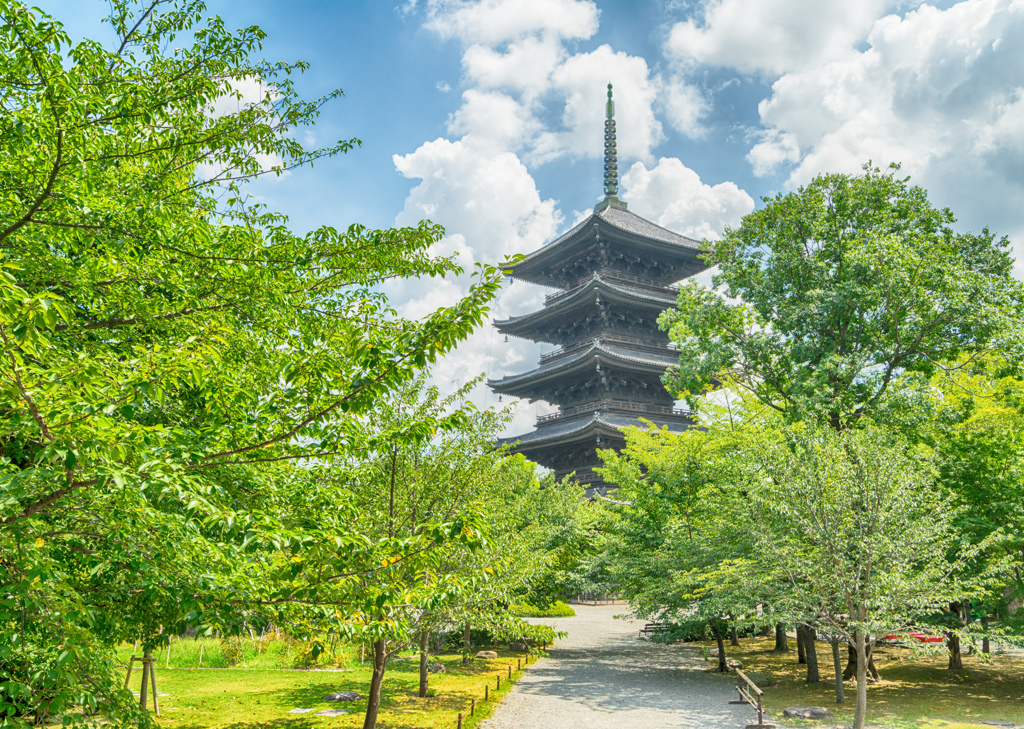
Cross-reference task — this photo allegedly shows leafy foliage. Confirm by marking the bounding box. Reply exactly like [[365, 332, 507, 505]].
[[0, 1, 507, 725], [661, 164, 1022, 428]]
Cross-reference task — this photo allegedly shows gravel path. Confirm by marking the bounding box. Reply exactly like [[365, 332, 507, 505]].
[[481, 605, 757, 729]]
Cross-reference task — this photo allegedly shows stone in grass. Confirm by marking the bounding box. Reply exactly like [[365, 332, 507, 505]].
[[288, 708, 316, 714], [316, 709, 349, 717], [726, 658, 743, 669], [475, 650, 499, 660], [428, 663, 446, 673], [981, 723, 1016, 727], [784, 706, 835, 720], [323, 691, 361, 702]]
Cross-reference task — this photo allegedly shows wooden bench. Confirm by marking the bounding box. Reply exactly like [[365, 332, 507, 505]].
[[638, 623, 668, 639]]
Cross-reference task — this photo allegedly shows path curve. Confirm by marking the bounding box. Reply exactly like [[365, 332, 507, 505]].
[[481, 604, 755, 729]]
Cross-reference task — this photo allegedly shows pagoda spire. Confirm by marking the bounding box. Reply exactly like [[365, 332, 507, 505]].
[[598, 83, 627, 211]]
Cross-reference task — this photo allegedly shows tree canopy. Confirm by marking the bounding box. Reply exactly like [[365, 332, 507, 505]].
[[660, 164, 1023, 428], [0, 1, 505, 724]]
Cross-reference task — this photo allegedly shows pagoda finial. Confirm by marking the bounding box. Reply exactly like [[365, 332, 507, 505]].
[[603, 83, 618, 198], [596, 84, 627, 212]]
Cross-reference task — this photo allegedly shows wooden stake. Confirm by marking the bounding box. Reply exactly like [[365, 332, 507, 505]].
[[517, 658, 521, 671], [124, 656, 137, 688], [198, 641, 204, 668], [166, 643, 171, 669], [457, 712, 463, 729], [484, 685, 489, 701], [496, 675, 501, 690], [507, 665, 512, 679], [470, 698, 475, 716], [150, 655, 160, 715]]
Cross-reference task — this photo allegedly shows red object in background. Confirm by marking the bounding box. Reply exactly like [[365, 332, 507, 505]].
[[881, 632, 944, 643]]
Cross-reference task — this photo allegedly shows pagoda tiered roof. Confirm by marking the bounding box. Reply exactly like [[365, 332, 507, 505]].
[[505, 204, 707, 288], [487, 83, 709, 496], [488, 340, 678, 401], [494, 273, 677, 343], [500, 412, 688, 449]]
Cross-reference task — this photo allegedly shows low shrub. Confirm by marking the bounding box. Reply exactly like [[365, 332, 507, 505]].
[[510, 601, 576, 618]]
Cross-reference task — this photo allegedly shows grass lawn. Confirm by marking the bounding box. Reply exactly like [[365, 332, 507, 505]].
[[125, 649, 529, 729], [694, 637, 1024, 728]]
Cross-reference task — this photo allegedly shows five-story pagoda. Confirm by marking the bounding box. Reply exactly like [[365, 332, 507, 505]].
[[488, 84, 709, 497]]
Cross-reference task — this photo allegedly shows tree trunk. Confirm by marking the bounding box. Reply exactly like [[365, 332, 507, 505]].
[[774, 622, 789, 652], [418, 629, 429, 698], [139, 652, 150, 710], [853, 629, 867, 729], [831, 635, 844, 704], [946, 631, 963, 670], [730, 625, 740, 647], [797, 625, 807, 664], [463, 622, 471, 664], [804, 626, 820, 683], [843, 640, 880, 681], [981, 615, 990, 655], [710, 617, 728, 673], [362, 639, 387, 729]]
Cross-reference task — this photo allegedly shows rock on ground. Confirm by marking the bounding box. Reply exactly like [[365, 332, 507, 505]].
[[783, 706, 835, 719], [323, 691, 361, 702], [476, 650, 499, 660]]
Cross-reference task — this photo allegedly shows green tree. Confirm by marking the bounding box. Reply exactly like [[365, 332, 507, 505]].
[[597, 404, 771, 673], [661, 164, 1021, 429], [748, 423, 978, 729], [927, 359, 1024, 658], [281, 380, 550, 729], [0, 1, 503, 724]]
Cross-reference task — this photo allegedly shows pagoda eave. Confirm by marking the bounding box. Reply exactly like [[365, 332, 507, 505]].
[[500, 413, 690, 454], [487, 343, 677, 399], [494, 275, 677, 340], [504, 206, 707, 288]]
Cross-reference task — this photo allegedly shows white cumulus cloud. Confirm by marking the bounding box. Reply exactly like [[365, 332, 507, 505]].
[[532, 45, 664, 163], [621, 157, 755, 241], [744, 0, 1024, 262], [666, 0, 894, 75], [423, 0, 600, 44]]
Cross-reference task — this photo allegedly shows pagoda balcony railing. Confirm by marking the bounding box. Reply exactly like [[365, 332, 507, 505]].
[[557, 466, 602, 483], [539, 334, 674, 365], [537, 398, 690, 426], [544, 270, 679, 306]]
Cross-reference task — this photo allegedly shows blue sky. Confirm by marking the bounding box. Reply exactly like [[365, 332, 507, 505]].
[[37, 0, 1024, 433]]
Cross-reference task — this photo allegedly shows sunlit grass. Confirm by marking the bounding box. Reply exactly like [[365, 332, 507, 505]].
[[120, 644, 530, 729], [695, 637, 1024, 728]]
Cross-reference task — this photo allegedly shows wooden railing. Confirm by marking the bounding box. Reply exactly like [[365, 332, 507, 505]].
[[538, 340, 594, 365], [536, 399, 690, 426], [543, 271, 679, 305], [538, 335, 675, 365], [730, 669, 775, 729]]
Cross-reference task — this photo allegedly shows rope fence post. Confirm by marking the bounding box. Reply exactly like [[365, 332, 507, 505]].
[[470, 698, 475, 716], [457, 712, 463, 729]]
